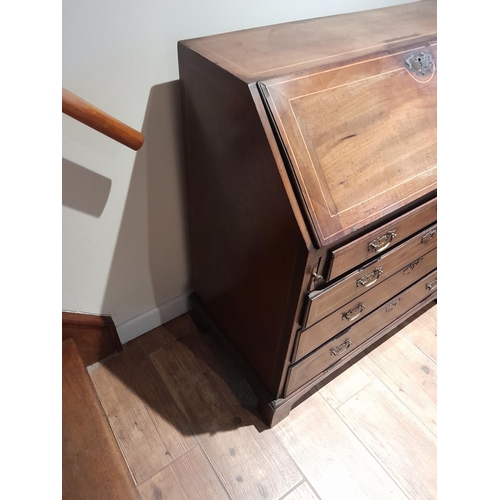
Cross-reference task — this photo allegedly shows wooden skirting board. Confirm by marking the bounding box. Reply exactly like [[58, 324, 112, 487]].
[[62, 311, 123, 367]]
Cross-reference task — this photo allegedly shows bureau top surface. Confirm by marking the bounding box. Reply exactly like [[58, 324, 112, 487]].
[[179, 1, 436, 82]]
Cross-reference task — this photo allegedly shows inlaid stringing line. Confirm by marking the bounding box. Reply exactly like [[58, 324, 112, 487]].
[[268, 90, 328, 241], [405, 67, 435, 84], [289, 102, 334, 218], [289, 68, 405, 102], [265, 44, 437, 243], [288, 89, 436, 226], [268, 44, 431, 87], [251, 33, 437, 76], [284, 66, 436, 216], [331, 182, 437, 238], [272, 81, 436, 242], [335, 167, 437, 216], [200, 34, 436, 79]]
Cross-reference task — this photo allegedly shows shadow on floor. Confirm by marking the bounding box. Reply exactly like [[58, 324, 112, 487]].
[[92, 297, 436, 438]]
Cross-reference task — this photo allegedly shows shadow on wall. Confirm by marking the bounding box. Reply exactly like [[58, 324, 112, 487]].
[[90, 81, 268, 438], [62, 158, 112, 218], [90, 81, 267, 437], [100, 81, 190, 340], [71, 81, 270, 437]]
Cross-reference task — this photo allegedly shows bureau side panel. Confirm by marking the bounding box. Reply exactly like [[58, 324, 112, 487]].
[[178, 44, 309, 395]]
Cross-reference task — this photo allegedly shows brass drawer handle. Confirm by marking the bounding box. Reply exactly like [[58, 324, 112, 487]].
[[386, 296, 404, 311], [403, 257, 424, 275], [426, 279, 437, 291], [421, 228, 437, 243], [330, 338, 352, 356], [342, 303, 365, 322], [357, 267, 383, 287], [368, 230, 396, 253]]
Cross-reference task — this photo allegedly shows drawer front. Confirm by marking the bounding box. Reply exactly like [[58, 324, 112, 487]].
[[304, 224, 437, 328], [328, 198, 436, 280], [295, 247, 437, 361], [285, 270, 437, 397]]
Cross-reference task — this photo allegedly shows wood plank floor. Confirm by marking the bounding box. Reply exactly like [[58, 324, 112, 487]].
[[89, 303, 437, 500]]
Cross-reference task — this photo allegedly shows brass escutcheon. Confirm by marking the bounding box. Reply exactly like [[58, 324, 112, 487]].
[[405, 52, 435, 76]]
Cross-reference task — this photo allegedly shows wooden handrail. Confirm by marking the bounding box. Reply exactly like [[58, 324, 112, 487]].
[[62, 88, 144, 150]]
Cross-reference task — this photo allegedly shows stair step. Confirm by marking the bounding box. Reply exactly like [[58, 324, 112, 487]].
[[62, 338, 139, 500]]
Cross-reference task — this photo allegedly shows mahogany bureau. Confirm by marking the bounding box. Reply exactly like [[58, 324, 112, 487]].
[[178, 0, 437, 426]]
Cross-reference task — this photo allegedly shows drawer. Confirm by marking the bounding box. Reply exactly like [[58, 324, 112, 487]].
[[304, 223, 437, 328], [295, 247, 437, 361], [285, 270, 437, 397], [328, 198, 436, 281]]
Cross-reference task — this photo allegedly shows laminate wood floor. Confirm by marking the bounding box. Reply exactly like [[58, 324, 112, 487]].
[[89, 303, 437, 500]]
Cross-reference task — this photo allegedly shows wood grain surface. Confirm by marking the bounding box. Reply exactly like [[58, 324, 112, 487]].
[[306, 225, 437, 327], [62, 339, 140, 500], [296, 247, 437, 360], [181, 1, 436, 81], [403, 313, 437, 363], [314, 359, 376, 410], [282, 482, 319, 500], [275, 389, 408, 499], [337, 378, 437, 499], [264, 45, 437, 246], [62, 311, 122, 366], [328, 197, 437, 280], [359, 332, 437, 434], [81, 303, 437, 500], [287, 271, 437, 396], [146, 330, 303, 500], [137, 447, 230, 500], [90, 355, 176, 484]]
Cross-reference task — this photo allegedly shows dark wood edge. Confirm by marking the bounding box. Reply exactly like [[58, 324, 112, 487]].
[[256, 81, 320, 249], [63, 337, 86, 371], [62, 311, 123, 361], [250, 82, 314, 251], [188, 293, 276, 403]]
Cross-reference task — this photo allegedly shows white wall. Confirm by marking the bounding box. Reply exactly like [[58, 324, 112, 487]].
[[62, 0, 412, 343]]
